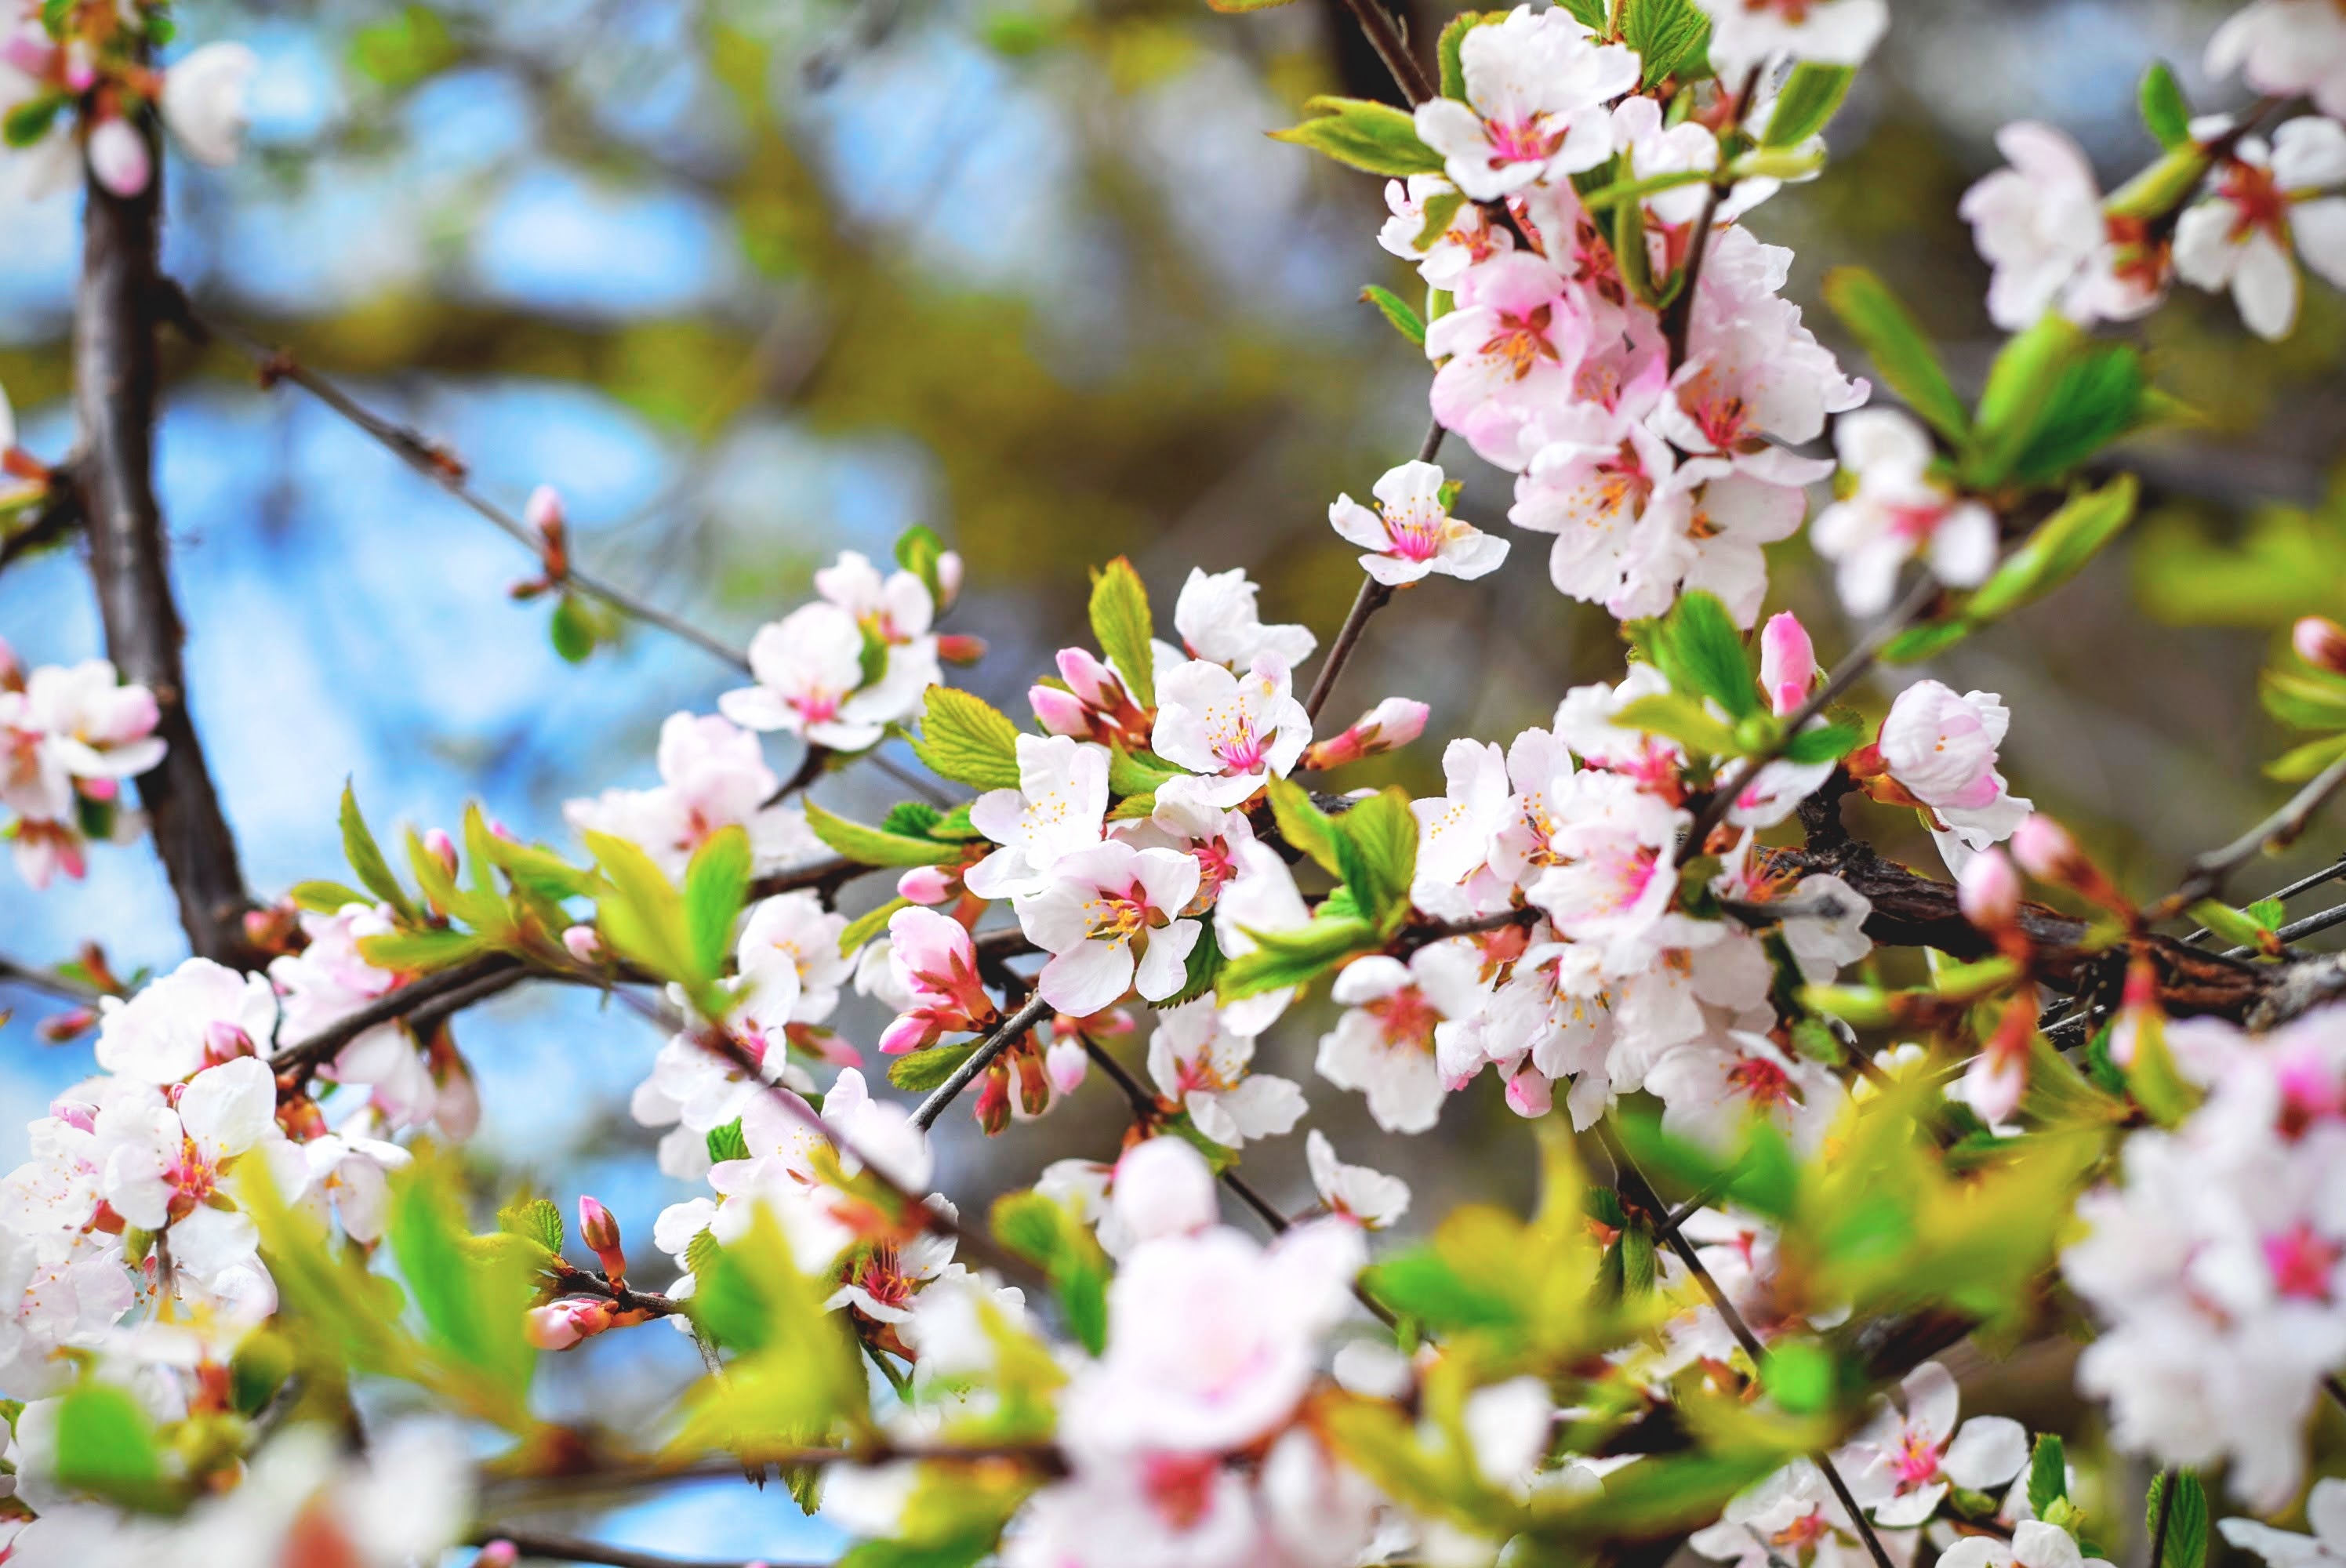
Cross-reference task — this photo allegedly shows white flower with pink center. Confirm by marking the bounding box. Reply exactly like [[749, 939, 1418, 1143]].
[[965, 733, 1110, 900], [721, 601, 928, 751], [1874, 681, 2032, 852], [1151, 655, 1311, 812], [877, 906, 999, 1055], [1510, 390, 1680, 614], [1316, 942, 1487, 1133], [1411, 5, 1640, 202], [1378, 173, 1513, 289], [1171, 567, 1317, 672], [1839, 1362, 2030, 1527], [830, 1224, 958, 1324], [1016, 840, 1204, 1015], [88, 1056, 292, 1296], [15, 659, 165, 784], [1812, 410, 2000, 615], [1524, 769, 1697, 974], [1146, 1000, 1307, 1149], [1643, 1029, 1849, 1156], [1959, 122, 2160, 332], [160, 42, 259, 169], [1690, 1458, 1876, 1568], [1305, 1130, 1411, 1229], [1327, 460, 1509, 586], [2209, 1, 2346, 120], [2221, 1478, 2346, 1568], [1211, 839, 1314, 1037], [2174, 118, 2346, 343], [1552, 663, 1686, 790], [1409, 737, 1517, 919], [1427, 252, 1594, 472], [1695, 0, 1887, 72], [1941, 1522, 2112, 1568], [96, 955, 276, 1087], [565, 710, 819, 878]]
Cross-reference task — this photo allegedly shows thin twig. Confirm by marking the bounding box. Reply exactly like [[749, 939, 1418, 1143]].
[[2184, 853, 2346, 943], [0, 954, 104, 1004], [2170, 750, 2346, 911], [910, 993, 1052, 1131], [1685, 572, 1942, 851], [1659, 67, 1763, 368], [467, 1528, 815, 1568], [1335, 0, 1436, 104], [0, 478, 83, 575], [2228, 895, 2346, 957], [159, 287, 750, 672]]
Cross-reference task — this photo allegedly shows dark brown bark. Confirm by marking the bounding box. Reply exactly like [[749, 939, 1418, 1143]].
[[74, 113, 260, 967]]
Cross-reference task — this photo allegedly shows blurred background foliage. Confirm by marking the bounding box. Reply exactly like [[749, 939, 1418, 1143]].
[[3, 0, 2344, 1555]]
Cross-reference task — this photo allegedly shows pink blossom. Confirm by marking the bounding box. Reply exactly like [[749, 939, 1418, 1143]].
[[1327, 460, 1509, 586], [877, 906, 997, 1054], [1016, 840, 1204, 1015], [1428, 252, 1592, 471], [1411, 5, 1638, 202], [1760, 612, 1817, 717]]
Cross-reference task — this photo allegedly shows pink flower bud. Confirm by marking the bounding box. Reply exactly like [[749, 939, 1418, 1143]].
[[1056, 647, 1122, 709], [525, 485, 565, 540], [975, 1064, 1011, 1136], [878, 1014, 932, 1057], [1306, 697, 1429, 768], [205, 1019, 256, 1065], [478, 1543, 521, 1567], [1504, 1065, 1553, 1119], [0, 635, 20, 689], [423, 828, 459, 879], [562, 924, 605, 964], [1045, 1037, 1089, 1095], [936, 633, 986, 665], [525, 1299, 613, 1350], [935, 551, 964, 608], [578, 1196, 626, 1281], [1030, 684, 1094, 739], [1956, 848, 2021, 932], [1760, 612, 1816, 717], [86, 116, 151, 198], [2009, 814, 2078, 882], [895, 865, 954, 905], [78, 776, 117, 803], [2296, 616, 2346, 675], [36, 1007, 97, 1045]]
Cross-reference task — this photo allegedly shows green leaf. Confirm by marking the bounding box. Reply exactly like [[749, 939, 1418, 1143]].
[[2189, 899, 2275, 952], [50, 1381, 169, 1509], [340, 782, 419, 923], [1655, 590, 1757, 719], [1333, 787, 1418, 935], [2148, 1471, 2209, 1568], [1781, 717, 1865, 766], [583, 829, 703, 993], [1578, 167, 1712, 213], [706, 1119, 750, 1163], [2269, 731, 2346, 782], [895, 524, 950, 602], [909, 687, 1023, 791], [2028, 1432, 2068, 1516], [840, 896, 911, 956], [1760, 1339, 1837, 1414], [1621, 0, 1712, 85], [2006, 344, 2147, 485], [1108, 745, 1182, 798], [1966, 475, 2139, 621], [2139, 61, 2192, 151], [550, 593, 597, 662], [355, 926, 486, 973], [1821, 268, 1970, 445], [2249, 897, 2289, 931], [1219, 913, 1381, 1000], [496, 1197, 565, 1255], [1763, 64, 1854, 147], [883, 801, 944, 837], [804, 800, 964, 868], [1269, 96, 1444, 177], [289, 878, 372, 914], [1611, 691, 1740, 757], [1088, 556, 1157, 710], [1879, 617, 1977, 666], [927, 803, 983, 840], [1965, 315, 2131, 488], [1414, 186, 1469, 250], [1437, 12, 1497, 101], [2, 95, 64, 150], [992, 1191, 1110, 1356], [888, 1041, 979, 1092], [1164, 918, 1225, 1007], [2262, 668, 2346, 731], [1360, 284, 1427, 347], [386, 1157, 536, 1417], [684, 825, 753, 982], [1266, 778, 1343, 877], [348, 3, 461, 89]]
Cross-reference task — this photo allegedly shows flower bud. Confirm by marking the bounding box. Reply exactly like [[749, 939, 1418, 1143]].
[[562, 924, 605, 964], [1015, 1050, 1051, 1117], [87, 115, 151, 198], [525, 1298, 614, 1350], [78, 775, 117, 803], [975, 1063, 1012, 1136], [1956, 848, 2021, 934], [895, 865, 955, 905], [35, 1007, 97, 1044], [1760, 612, 1817, 717], [1030, 684, 1094, 739], [935, 551, 964, 609], [1045, 1037, 1089, 1096], [478, 1544, 521, 1568], [423, 828, 459, 880], [2009, 814, 2077, 883], [1504, 1065, 1553, 1119], [1056, 648, 1123, 709], [2295, 616, 2346, 676], [205, 1019, 256, 1066], [0, 635, 20, 691], [578, 1196, 626, 1283], [935, 633, 986, 665], [525, 485, 566, 542], [1305, 697, 1429, 769]]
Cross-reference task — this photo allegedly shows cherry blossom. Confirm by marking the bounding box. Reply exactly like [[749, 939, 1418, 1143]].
[[2208, 1, 2346, 121], [1151, 655, 1311, 811], [1305, 1130, 1411, 1229], [1867, 681, 2033, 853], [1146, 1000, 1307, 1149], [1644, 1030, 1848, 1155], [1302, 697, 1429, 771], [1015, 840, 1204, 1014], [2221, 1479, 2346, 1568], [1811, 410, 1999, 615], [2174, 118, 2346, 342], [1959, 122, 2163, 330], [964, 732, 1111, 899], [1428, 252, 1592, 471], [1696, 0, 1888, 72], [159, 42, 258, 168], [1939, 1522, 2110, 1568], [1378, 173, 1512, 289], [565, 710, 819, 877], [1411, 5, 1639, 202], [1839, 1361, 2030, 1527], [720, 601, 927, 751], [1327, 460, 1508, 586], [1316, 943, 1488, 1132], [1524, 768, 1701, 972], [1690, 1459, 1878, 1568], [876, 906, 998, 1054], [94, 956, 274, 1086], [1171, 567, 1316, 671]]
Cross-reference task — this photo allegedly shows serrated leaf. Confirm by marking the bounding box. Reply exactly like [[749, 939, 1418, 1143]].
[[684, 825, 753, 982], [356, 926, 486, 973], [1764, 63, 1854, 147], [1163, 918, 1225, 1007], [1655, 590, 1757, 719], [1611, 692, 1740, 757], [1334, 787, 1418, 935], [1438, 11, 1500, 101], [804, 800, 964, 869], [1088, 557, 1157, 710], [882, 800, 944, 837], [1360, 284, 1427, 347], [2140, 61, 2192, 151], [1219, 913, 1379, 1000], [894, 524, 950, 602], [927, 802, 983, 840], [2248, 897, 2288, 931], [839, 896, 910, 956], [1621, 0, 1712, 85], [496, 1197, 565, 1255], [583, 829, 703, 993], [1821, 267, 1970, 445], [2027, 1432, 2067, 1515], [340, 782, 419, 923], [909, 687, 1023, 791], [1266, 778, 1343, 877], [2148, 1471, 2208, 1568], [706, 1119, 750, 1164], [1269, 96, 1444, 176], [1781, 718, 1865, 765], [1108, 745, 1182, 798], [888, 1041, 979, 1092]]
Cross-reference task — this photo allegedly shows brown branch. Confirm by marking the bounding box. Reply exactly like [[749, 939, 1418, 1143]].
[[74, 110, 260, 967], [467, 1529, 814, 1568], [1334, 0, 1436, 105], [0, 953, 104, 1004], [910, 993, 1052, 1131], [0, 477, 83, 575], [1658, 67, 1763, 368], [2167, 748, 2346, 912]]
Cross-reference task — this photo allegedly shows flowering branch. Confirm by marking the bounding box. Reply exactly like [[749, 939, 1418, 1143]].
[[909, 992, 1052, 1131], [157, 286, 751, 672], [465, 1530, 818, 1568], [2165, 747, 2346, 912]]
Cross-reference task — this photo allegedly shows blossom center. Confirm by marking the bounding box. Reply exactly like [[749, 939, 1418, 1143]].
[[2220, 159, 2291, 242], [1480, 304, 1560, 382], [2263, 1221, 2341, 1301], [1486, 114, 1564, 169], [1368, 984, 1440, 1054], [1891, 1427, 1944, 1487], [1084, 884, 1163, 947], [1727, 1053, 1794, 1109]]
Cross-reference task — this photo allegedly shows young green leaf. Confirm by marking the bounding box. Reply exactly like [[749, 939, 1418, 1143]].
[[2269, 731, 2346, 783], [2139, 61, 2192, 151], [1360, 284, 1428, 347], [706, 1118, 750, 1163], [386, 1157, 537, 1417], [1763, 64, 1854, 147], [583, 829, 702, 991], [2026, 1432, 2066, 1515], [1611, 691, 1740, 757], [1108, 745, 1182, 797], [684, 825, 753, 982], [888, 1041, 979, 1092], [1654, 591, 1757, 719], [496, 1196, 566, 1255], [354, 925, 487, 973], [1266, 778, 1344, 878], [2148, 1471, 2209, 1568], [1437, 11, 1502, 100], [1965, 474, 2139, 622], [882, 800, 944, 837], [894, 524, 950, 601], [340, 781, 419, 922], [908, 687, 1023, 791], [1269, 97, 1445, 177], [804, 800, 964, 868], [289, 878, 372, 914], [50, 1381, 169, 1509], [1781, 717, 1865, 766], [1621, 0, 1712, 85], [550, 593, 597, 662], [1218, 913, 1380, 1000], [839, 896, 911, 956], [1821, 267, 1970, 444], [1088, 556, 1157, 710]]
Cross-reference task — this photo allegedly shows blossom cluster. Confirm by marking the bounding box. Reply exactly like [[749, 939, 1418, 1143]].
[[0, 644, 165, 887]]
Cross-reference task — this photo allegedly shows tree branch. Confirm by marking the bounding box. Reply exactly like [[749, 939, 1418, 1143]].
[[74, 111, 260, 967], [910, 993, 1052, 1131], [467, 1529, 815, 1568]]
